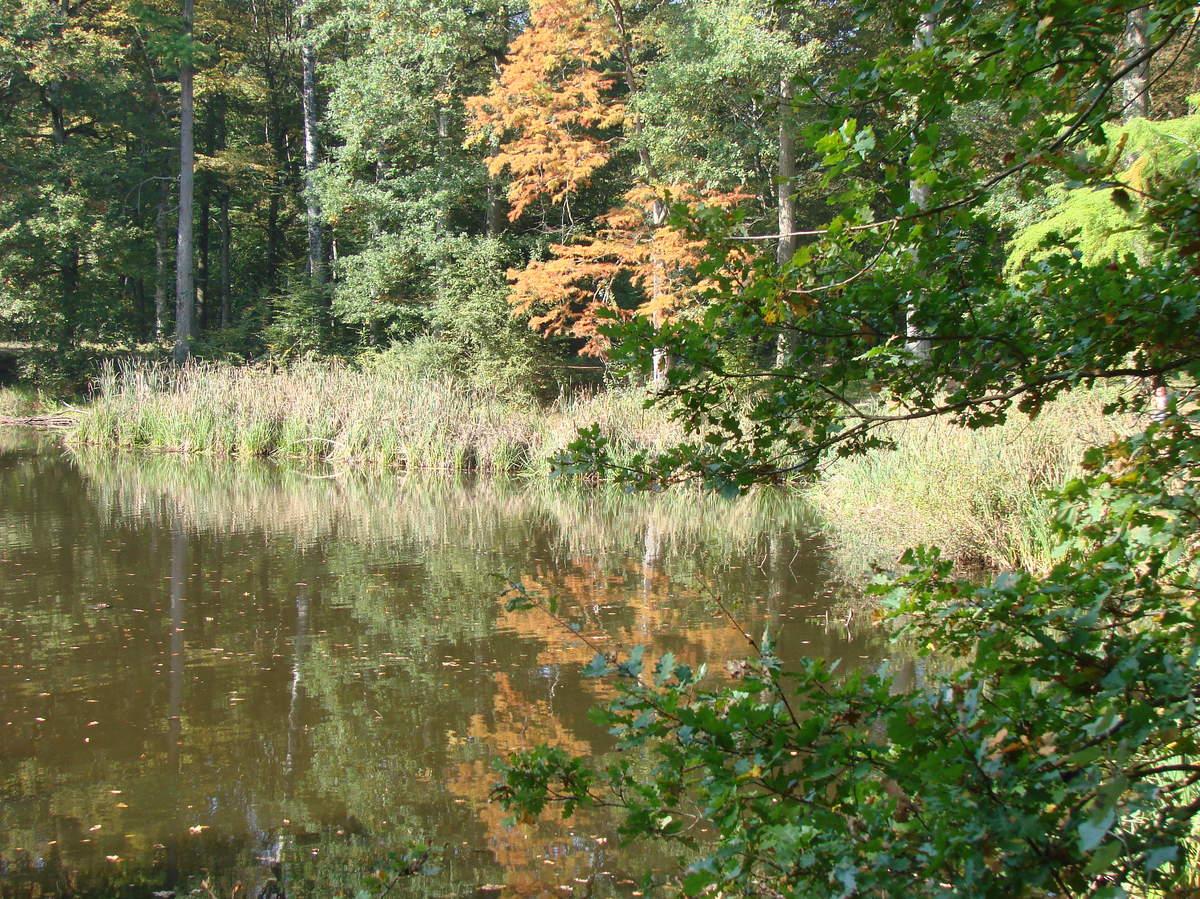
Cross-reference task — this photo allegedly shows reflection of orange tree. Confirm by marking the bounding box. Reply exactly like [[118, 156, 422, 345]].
[[500, 557, 765, 682], [445, 673, 612, 896], [444, 555, 777, 892]]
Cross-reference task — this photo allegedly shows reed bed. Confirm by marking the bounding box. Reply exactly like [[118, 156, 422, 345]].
[[68, 360, 1135, 573], [0, 385, 45, 418], [808, 388, 1129, 574], [71, 360, 683, 474]]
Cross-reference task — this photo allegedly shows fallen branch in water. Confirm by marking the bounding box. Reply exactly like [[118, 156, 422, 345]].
[[0, 414, 77, 429]]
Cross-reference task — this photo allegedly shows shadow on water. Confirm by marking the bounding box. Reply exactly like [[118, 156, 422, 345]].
[[0, 433, 889, 897]]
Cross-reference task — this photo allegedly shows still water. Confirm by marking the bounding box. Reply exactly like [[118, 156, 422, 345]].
[[0, 430, 886, 897]]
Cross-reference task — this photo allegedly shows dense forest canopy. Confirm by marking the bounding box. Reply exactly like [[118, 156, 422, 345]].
[[16, 0, 1194, 390]]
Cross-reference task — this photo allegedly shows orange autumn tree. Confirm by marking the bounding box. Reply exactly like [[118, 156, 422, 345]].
[[465, 0, 624, 221], [507, 185, 745, 357], [466, 0, 747, 373]]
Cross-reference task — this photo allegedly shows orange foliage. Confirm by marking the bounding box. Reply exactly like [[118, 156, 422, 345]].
[[509, 186, 748, 356], [467, 0, 752, 354], [465, 0, 624, 220]]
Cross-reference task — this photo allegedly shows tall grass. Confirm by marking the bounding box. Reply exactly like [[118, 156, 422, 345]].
[[0, 385, 46, 418], [808, 389, 1129, 573], [69, 360, 1135, 573], [70, 360, 683, 475]]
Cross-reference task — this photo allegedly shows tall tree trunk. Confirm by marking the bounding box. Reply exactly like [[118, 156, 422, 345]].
[[606, 0, 670, 389], [155, 179, 170, 338], [265, 107, 285, 296], [197, 173, 210, 330], [174, 0, 195, 365], [59, 243, 80, 351], [47, 73, 79, 349], [1122, 8, 1150, 120], [219, 191, 232, 327], [905, 10, 935, 362], [486, 180, 504, 236], [300, 10, 324, 286], [486, 136, 504, 234], [774, 7, 797, 369], [436, 106, 452, 232], [649, 197, 670, 390], [134, 277, 151, 339], [211, 93, 232, 328], [486, 56, 506, 235]]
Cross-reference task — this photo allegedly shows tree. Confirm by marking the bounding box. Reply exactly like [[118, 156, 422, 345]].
[[174, 0, 196, 363], [773, 3, 799, 368], [505, 185, 745, 358], [904, 9, 936, 361], [465, 0, 624, 224], [1122, 7, 1151, 120], [468, 0, 789, 382], [0, 0, 171, 359], [299, 0, 323, 286], [1006, 111, 1200, 273], [312, 0, 510, 344]]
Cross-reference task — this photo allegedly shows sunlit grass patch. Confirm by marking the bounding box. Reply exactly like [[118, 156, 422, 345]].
[[0, 385, 49, 418], [809, 388, 1130, 573], [69, 360, 686, 476]]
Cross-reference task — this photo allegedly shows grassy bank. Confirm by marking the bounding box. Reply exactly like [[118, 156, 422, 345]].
[[66, 360, 1131, 572], [70, 360, 683, 474], [808, 389, 1129, 574]]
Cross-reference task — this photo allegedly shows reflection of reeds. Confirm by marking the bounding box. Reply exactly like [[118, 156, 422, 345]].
[[70, 360, 683, 474], [0, 426, 50, 453], [72, 446, 822, 563]]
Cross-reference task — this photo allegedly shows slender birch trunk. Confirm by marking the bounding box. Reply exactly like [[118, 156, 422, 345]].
[[219, 192, 232, 327], [155, 180, 170, 338], [905, 10, 935, 362], [774, 6, 798, 369], [197, 167, 210, 329], [605, 0, 671, 389], [1122, 7, 1150, 120], [300, 9, 324, 286]]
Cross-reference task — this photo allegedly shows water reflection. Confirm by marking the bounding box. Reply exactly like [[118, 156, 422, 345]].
[[0, 433, 885, 896]]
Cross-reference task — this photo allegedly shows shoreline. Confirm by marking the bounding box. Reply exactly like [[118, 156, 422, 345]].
[[3, 371, 1119, 575]]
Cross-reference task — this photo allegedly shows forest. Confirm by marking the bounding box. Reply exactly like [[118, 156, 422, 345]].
[[3, 0, 1200, 895], [0, 0, 871, 381], [1, 0, 1185, 391]]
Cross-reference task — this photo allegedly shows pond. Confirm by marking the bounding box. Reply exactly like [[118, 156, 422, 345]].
[[0, 430, 888, 897]]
